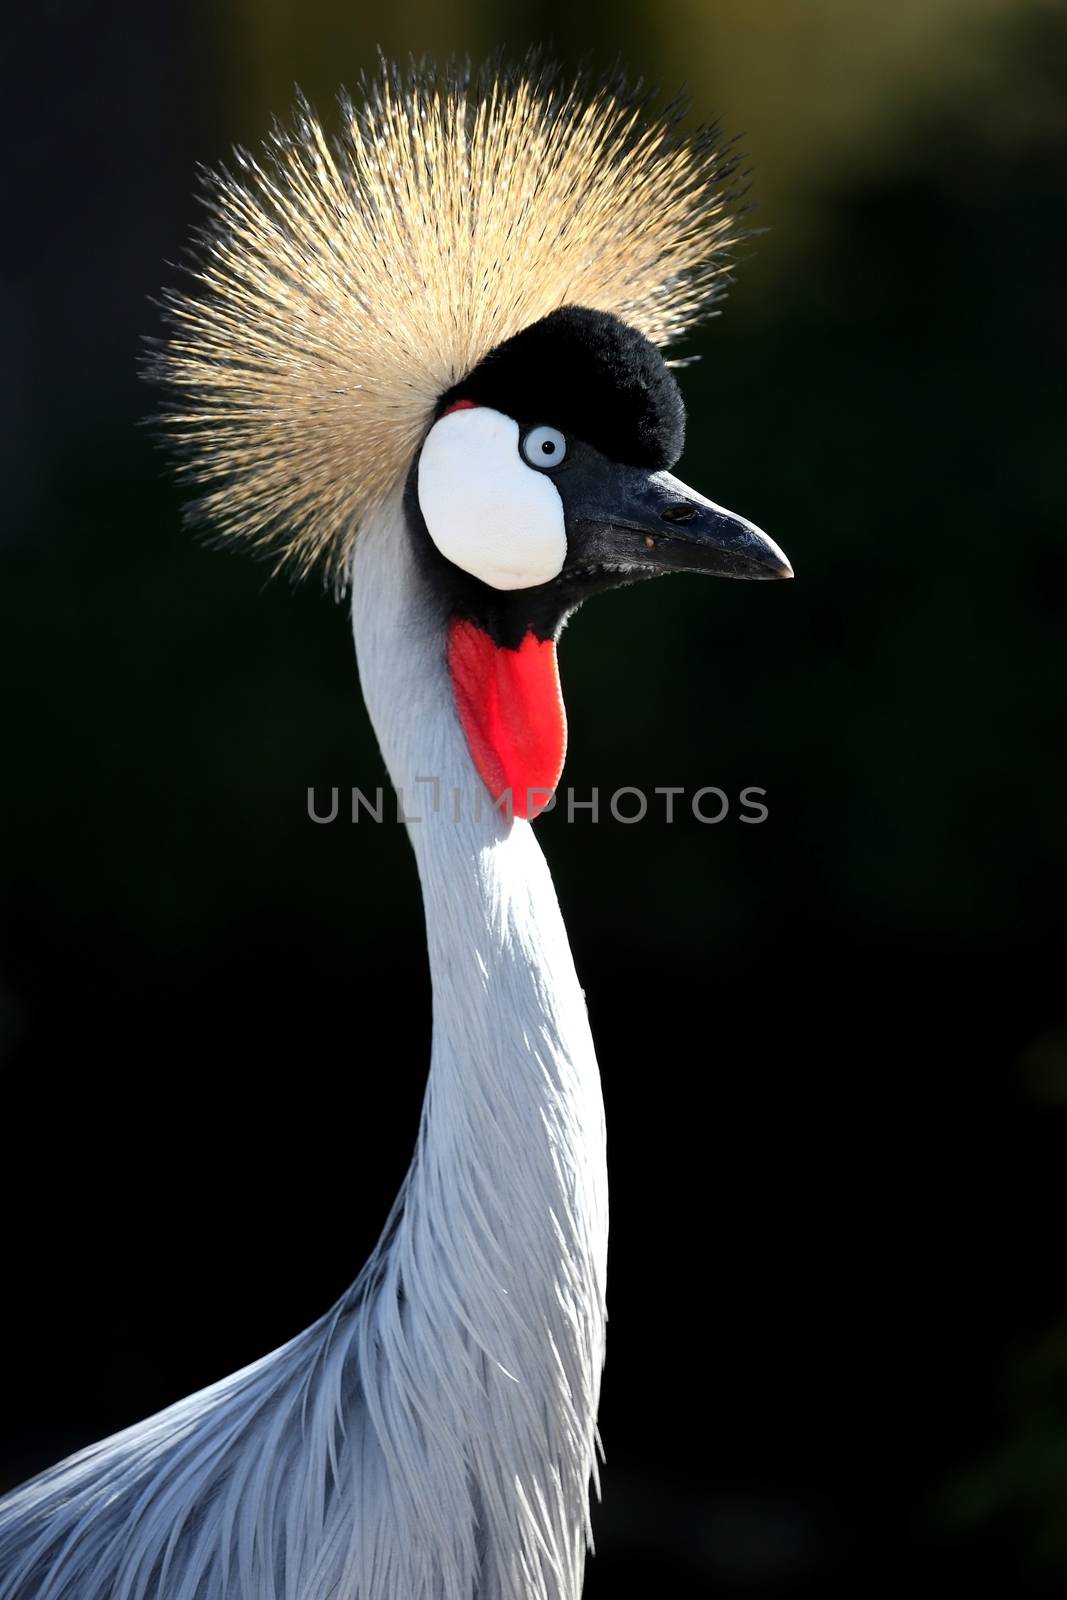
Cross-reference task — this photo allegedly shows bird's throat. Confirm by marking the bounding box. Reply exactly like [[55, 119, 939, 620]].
[[446, 619, 567, 820]]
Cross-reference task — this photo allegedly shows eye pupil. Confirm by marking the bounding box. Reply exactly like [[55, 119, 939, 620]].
[[541, 440, 555, 455]]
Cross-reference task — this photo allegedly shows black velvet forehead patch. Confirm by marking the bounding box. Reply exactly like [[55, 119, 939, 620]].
[[438, 306, 686, 470]]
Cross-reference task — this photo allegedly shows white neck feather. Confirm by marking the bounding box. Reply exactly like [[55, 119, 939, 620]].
[[0, 488, 608, 1600], [350, 489, 608, 1600]]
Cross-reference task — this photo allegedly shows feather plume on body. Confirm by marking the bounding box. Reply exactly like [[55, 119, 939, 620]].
[[0, 496, 609, 1600]]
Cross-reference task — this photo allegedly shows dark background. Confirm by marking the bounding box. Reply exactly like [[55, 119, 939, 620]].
[[3, 1, 1066, 1593]]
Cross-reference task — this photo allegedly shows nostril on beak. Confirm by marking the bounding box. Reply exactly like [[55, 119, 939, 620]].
[[659, 502, 697, 525]]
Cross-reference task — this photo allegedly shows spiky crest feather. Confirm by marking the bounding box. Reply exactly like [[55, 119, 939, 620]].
[[151, 56, 742, 588]]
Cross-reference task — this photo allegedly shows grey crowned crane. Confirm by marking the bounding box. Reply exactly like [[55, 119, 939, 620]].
[[0, 59, 791, 1600]]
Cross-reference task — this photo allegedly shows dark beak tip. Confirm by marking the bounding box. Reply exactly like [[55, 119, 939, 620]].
[[729, 546, 793, 582], [747, 537, 792, 581]]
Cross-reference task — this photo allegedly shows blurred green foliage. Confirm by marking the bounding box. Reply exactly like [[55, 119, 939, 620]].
[[945, 1322, 1067, 1570]]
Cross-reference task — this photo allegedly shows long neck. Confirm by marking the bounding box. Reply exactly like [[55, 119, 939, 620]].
[[350, 490, 608, 1600]]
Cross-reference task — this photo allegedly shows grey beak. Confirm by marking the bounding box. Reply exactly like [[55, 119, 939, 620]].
[[562, 458, 793, 582], [644, 470, 793, 581]]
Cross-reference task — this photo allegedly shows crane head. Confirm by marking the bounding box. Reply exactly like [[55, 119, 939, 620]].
[[407, 305, 791, 816], [150, 61, 793, 817], [150, 62, 757, 591], [413, 305, 790, 610]]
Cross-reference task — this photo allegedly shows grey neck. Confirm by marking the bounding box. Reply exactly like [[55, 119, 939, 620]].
[[349, 490, 608, 1600]]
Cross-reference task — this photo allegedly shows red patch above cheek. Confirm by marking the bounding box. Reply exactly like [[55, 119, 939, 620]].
[[447, 619, 567, 821]]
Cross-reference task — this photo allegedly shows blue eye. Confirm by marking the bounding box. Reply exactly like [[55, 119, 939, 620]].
[[521, 425, 567, 469]]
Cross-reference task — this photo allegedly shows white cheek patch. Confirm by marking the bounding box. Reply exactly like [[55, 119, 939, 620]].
[[417, 407, 566, 591]]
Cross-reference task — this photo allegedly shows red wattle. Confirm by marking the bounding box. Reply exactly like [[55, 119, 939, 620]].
[[446, 619, 567, 820]]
